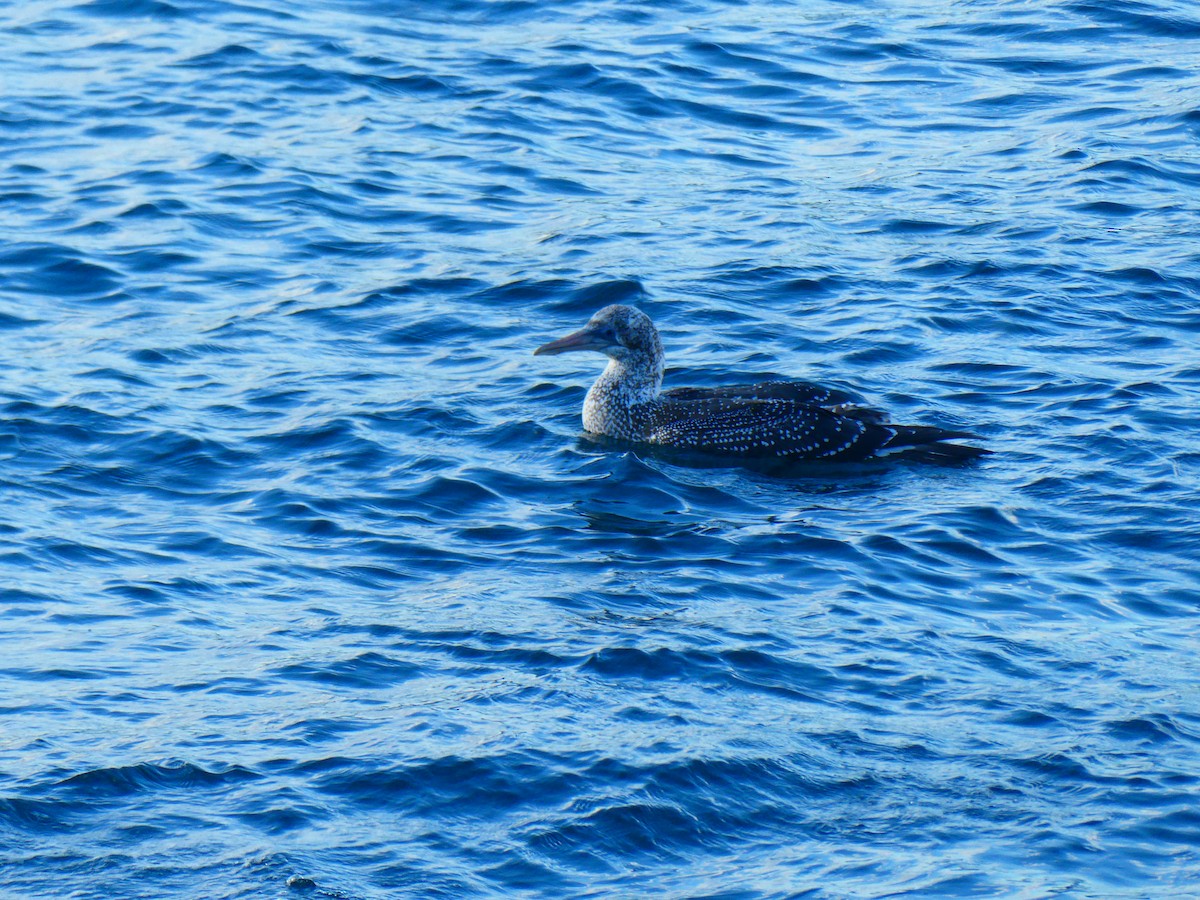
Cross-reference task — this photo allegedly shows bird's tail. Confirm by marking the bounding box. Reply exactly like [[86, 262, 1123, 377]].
[[877, 425, 991, 464]]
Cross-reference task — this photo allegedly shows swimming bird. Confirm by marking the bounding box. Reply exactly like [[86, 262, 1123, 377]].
[[534, 304, 987, 465]]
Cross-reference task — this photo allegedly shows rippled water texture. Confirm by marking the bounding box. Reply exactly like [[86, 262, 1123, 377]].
[[3, 0, 1200, 897]]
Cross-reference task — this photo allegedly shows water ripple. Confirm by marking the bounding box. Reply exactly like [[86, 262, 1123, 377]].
[[2, 0, 1200, 897]]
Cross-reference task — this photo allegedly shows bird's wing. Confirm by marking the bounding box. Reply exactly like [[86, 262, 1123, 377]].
[[663, 380, 850, 405], [646, 398, 879, 460], [662, 381, 886, 424]]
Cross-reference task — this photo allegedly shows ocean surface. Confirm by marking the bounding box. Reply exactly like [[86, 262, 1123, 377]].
[[3, 0, 1200, 897]]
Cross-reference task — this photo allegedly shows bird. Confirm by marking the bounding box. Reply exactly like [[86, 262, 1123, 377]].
[[533, 304, 988, 466]]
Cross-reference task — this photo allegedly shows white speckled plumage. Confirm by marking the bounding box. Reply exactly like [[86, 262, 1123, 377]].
[[534, 304, 987, 463]]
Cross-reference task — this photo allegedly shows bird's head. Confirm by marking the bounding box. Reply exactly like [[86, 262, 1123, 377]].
[[533, 304, 660, 365]]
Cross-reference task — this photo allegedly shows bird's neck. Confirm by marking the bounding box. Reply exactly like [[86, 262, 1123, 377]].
[[595, 355, 662, 403], [582, 355, 663, 437]]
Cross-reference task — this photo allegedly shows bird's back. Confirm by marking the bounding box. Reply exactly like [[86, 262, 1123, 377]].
[[644, 392, 986, 463]]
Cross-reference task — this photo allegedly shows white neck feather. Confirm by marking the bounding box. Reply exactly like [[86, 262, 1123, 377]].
[[599, 356, 662, 402], [582, 354, 663, 437]]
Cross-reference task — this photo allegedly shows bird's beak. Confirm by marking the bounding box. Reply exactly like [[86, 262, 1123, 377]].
[[533, 325, 606, 356]]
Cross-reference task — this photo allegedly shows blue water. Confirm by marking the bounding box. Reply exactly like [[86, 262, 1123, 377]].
[[3, 0, 1200, 897]]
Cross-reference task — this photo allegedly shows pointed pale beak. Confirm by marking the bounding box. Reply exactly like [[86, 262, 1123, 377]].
[[533, 325, 607, 356]]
